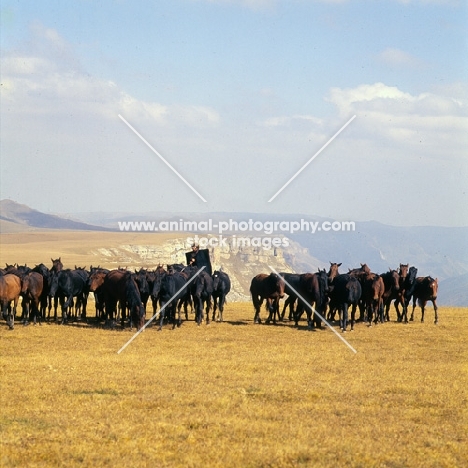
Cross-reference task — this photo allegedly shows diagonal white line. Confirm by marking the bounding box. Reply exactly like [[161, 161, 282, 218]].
[[117, 266, 206, 354], [268, 115, 356, 203], [268, 266, 357, 354], [118, 114, 207, 203]]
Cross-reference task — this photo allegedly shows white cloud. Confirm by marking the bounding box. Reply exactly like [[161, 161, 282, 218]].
[[377, 47, 428, 69], [0, 25, 220, 129]]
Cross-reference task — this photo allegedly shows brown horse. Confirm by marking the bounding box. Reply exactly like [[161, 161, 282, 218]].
[[250, 273, 285, 324], [381, 269, 400, 322], [21, 272, 44, 325], [101, 269, 144, 329], [0, 274, 22, 329], [363, 273, 385, 325], [410, 277, 438, 324]]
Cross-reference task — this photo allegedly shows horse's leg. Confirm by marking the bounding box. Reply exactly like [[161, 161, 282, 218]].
[[421, 300, 426, 323], [342, 303, 348, 332], [206, 296, 212, 325], [54, 295, 59, 322], [212, 296, 218, 322], [410, 298, 416, 321], [433, 299, 438, 324], [219, 294, 225, 322], [350, 303, 356, 331]]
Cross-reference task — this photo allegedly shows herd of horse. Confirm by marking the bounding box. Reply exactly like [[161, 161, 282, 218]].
[[0, 259, 438, 333], [0, 259, 230, 331], [251, 263, 439, 332]]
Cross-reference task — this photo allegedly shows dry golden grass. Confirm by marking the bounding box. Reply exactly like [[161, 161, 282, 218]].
[[1, 304, 467, 468]]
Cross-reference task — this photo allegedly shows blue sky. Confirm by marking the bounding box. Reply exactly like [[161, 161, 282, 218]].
[[1, 0, 467, 226]]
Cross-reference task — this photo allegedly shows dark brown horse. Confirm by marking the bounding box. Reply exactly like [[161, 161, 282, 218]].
[[101, 269, 144, 329], [362, 273, 385, 325], [293, 269, 329, 329], [0, 274, 22, 329], [410, 277, 438, 324], [48, 257, 63, 320], [381, 269, 400, 322], [250, 273, 285, 324], [21, 272, 44, 325]]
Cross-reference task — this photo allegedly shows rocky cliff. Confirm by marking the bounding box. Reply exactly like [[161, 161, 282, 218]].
[[89, 236, 324, 301]]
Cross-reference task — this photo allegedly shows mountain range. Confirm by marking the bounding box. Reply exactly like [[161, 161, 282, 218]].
[[1, 200, 467, 305]]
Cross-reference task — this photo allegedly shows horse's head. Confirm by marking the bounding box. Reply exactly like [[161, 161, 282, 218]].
[[269, 272, 285, 298], [51, 258, 63, 273], [89, 271, 106, 292], [212, 271, 221, 290], [388, 269, 400, 292], [427, 277, 438, 298], [328, 262, 341, 282]]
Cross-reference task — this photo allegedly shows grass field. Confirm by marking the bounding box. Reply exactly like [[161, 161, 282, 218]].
[[1, 303, 467, 468]]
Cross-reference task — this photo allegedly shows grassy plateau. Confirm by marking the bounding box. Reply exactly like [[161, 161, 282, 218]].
[[0, 230, 467, 467], [1, 303, 467, 468]]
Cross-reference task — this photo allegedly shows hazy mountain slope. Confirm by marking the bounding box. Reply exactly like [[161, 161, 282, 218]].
[[0, 200, 111, 232]]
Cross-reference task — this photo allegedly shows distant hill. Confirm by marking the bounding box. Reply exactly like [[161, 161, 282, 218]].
[[438, 274, 468, 307], [0, 200, 112, 232]]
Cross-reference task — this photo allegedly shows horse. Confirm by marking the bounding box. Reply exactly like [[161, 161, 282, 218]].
[[20, 272, 44, 325], [409, 276, 439, 324], [328, 274, 362, 332], [395, 266, 418, 323], [149, 265, 167, 316], [212, 270, 231, 322], [31, 264, 51, 319], [49, 269, 87, 324], [73, 266, 90, 320], [279, 272, 302, 321], [250, 273, 285, 324], [133, 268, 150, 315], [362, 273, 385, 325], [157, 270, 189, 330], [381, 269, 400, 322], [88, 267, 109, 321], [101, 269, 143, 329], [293, 269, 329, 329], [48, 257, 63, 320], [185, 265, 213, 326], [0, 274, 22, 329]]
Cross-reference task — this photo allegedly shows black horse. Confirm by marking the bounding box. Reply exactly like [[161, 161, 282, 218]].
[[158, 270, 189, 330], [211, 270, 230, 322], [328, 274, 362, 332], [49, 269, 88, 324], [293, 269, 329, 329]]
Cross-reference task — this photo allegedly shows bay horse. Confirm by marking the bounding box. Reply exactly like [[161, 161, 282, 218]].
[[32, 264, 51, 319], [0, 274, 22, 329], [101, 270, 144, 329], [362, 273, 385, 325], [409, 276, 439, 324], [21, 272, 44, 325], [381, 269, 400, 322], [250, 273, 285, 324]]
